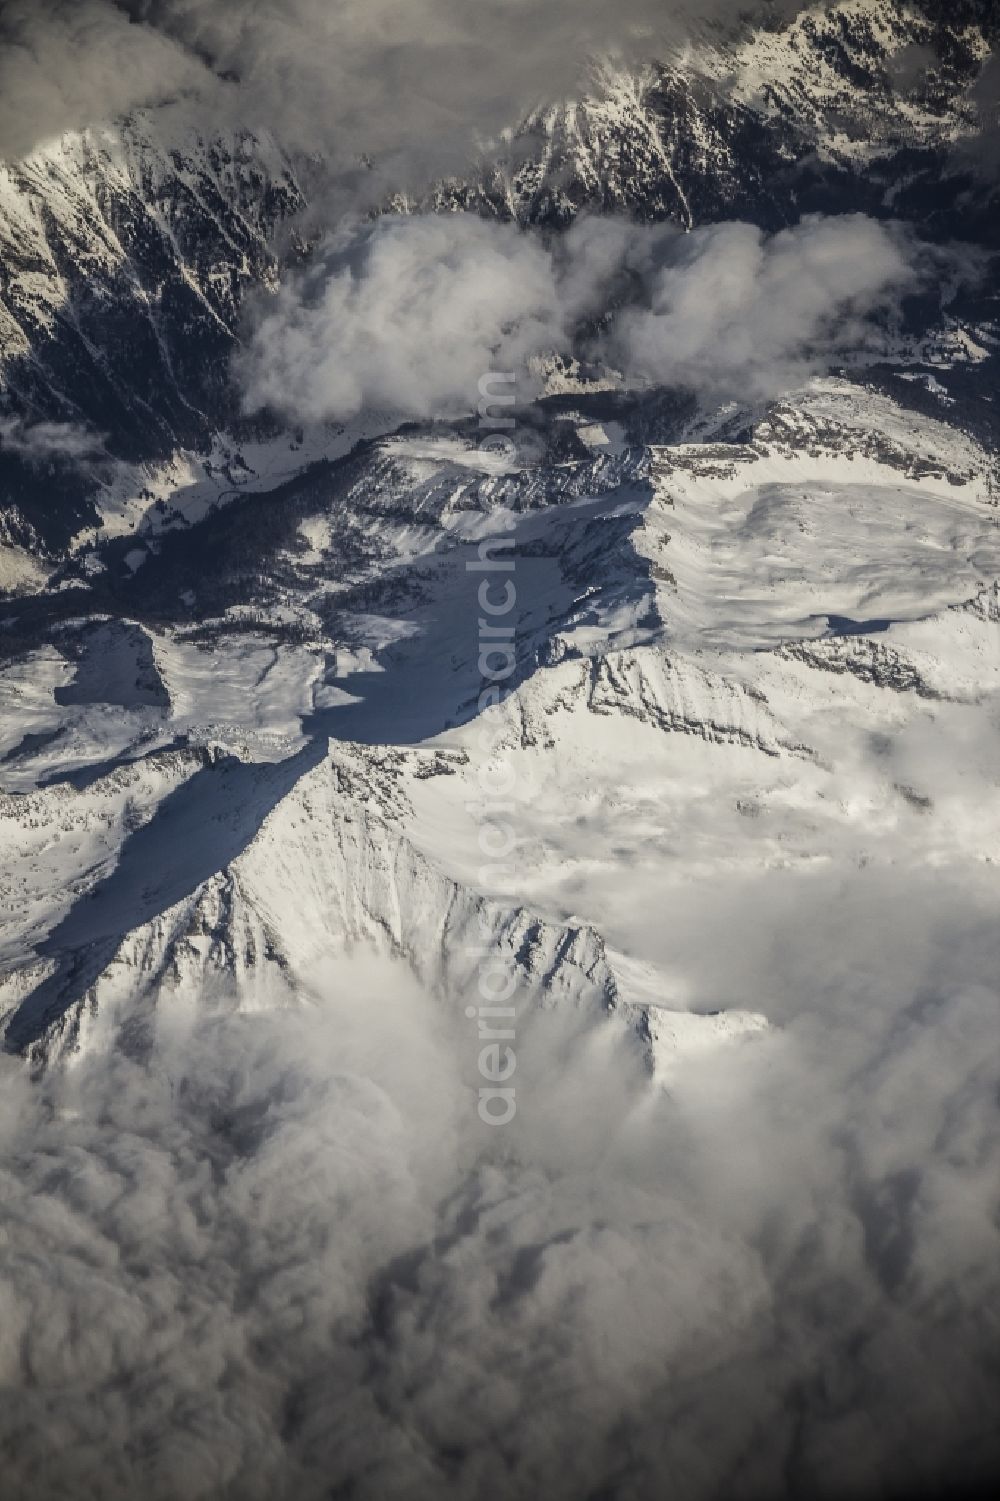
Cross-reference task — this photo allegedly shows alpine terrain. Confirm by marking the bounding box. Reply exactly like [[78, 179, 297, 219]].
[[0, 3, 998, 1500]]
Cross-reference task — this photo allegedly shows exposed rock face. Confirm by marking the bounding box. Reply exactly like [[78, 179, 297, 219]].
[[441, 0, 998, 235], [0, 114, 302, 548]]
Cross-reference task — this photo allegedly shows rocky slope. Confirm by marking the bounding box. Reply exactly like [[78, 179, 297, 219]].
[[447, 0, 998, 235], [0, 111, 302, 549]]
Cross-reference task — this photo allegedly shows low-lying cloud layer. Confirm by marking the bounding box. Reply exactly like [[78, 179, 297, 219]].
[[238, 212, 927, 423], [1, 869, 997, 1500]]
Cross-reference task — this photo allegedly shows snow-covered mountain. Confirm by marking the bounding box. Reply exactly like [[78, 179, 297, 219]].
[[0, 0, 995, 1075], [1, 375, 996, 1078], [447, 0, 998, 233]]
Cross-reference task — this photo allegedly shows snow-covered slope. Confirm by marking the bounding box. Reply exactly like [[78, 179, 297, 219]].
[[1, 377, 996, 1081], [0, 739, 651, 1067]]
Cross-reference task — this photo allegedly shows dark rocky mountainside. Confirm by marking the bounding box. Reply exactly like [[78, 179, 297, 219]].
[[0, 115, 302, 549], [449, 0, 999, 236]]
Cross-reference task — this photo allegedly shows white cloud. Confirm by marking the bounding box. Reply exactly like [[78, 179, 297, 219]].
[[236, 215, 565, 425], [238, 212, 929, 424], [604, 214, 920, 400], [113, 2, 797, 179]]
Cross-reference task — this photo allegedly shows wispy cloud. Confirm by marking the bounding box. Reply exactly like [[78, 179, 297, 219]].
[[0, 415, 106, 463]]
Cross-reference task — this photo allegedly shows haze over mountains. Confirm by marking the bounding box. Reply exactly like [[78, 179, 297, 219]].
[[0, 3, 998, 1499]]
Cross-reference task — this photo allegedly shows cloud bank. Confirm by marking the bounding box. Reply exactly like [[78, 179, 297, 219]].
[[0, 1, 204, 162], [1, 0, 794, 170], [238, 212, 926, 423], [0, 868, 998, 1500]]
